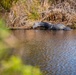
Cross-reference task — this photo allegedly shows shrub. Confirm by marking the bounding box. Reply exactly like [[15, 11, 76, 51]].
[[0, 19, 42, 75], [0, 56, 42, 75], [0, 0, 18, 11]]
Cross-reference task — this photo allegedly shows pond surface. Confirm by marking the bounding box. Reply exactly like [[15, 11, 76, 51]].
[[12, 30, 76, 75]]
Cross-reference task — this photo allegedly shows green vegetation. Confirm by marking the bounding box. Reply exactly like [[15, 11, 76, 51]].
[[0, 19, 42, 75], [0, 19, 10, 60], [0, 0, 18, 11], [23, 0, 41, 20], [0, 56, 42, 75]]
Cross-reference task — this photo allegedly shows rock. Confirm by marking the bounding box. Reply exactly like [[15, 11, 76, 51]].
[[51, 24, 66, 30], [63, 27, 72, 31], [33, 22, 72, 30], [33, 22, 52, 30]]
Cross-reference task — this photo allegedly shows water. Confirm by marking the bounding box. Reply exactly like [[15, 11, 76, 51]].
[[12, 30, 76, 75]]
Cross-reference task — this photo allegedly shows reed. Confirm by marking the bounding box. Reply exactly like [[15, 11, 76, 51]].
[[0, 0, 76, 27]]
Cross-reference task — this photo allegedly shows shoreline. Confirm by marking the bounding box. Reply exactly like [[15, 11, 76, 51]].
[[8, 24, 76, 30], [8, 27, 75, 30], [8, 25, 33, 30]]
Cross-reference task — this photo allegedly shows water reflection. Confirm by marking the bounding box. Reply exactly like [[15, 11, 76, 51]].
[[12, 30, 76, 75]]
